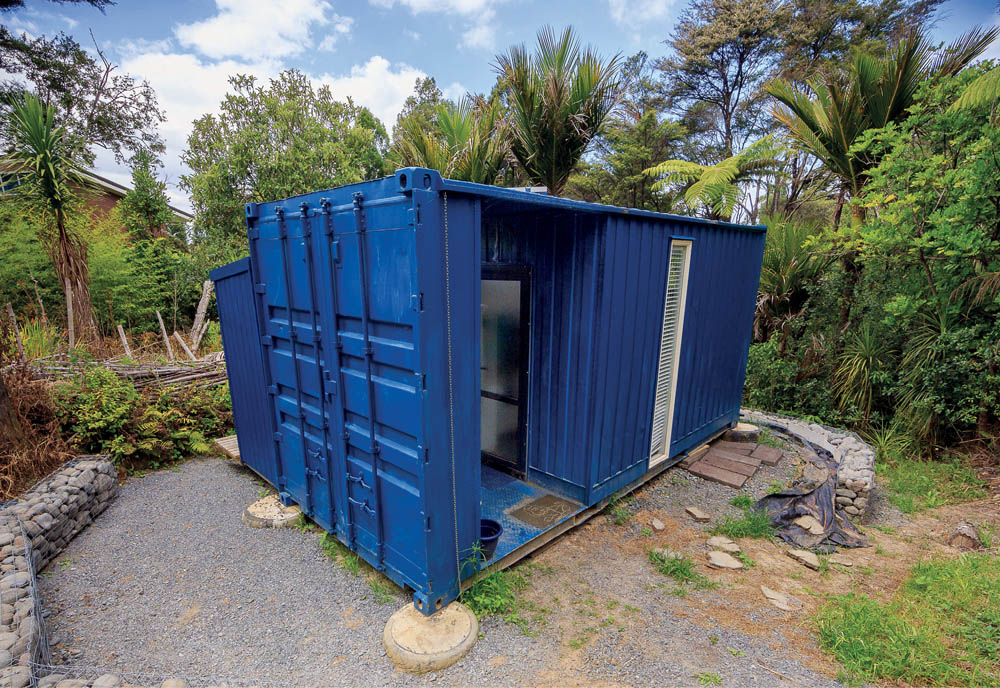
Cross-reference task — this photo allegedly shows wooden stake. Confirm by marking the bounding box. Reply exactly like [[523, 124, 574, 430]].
[[173, 331, 196, 361], [156, 310, 174, 360], [117, 324, 133, 358], [192, 317, 211, 352], [190, 280, 213, 345], [5, 303, 26, 362], [31, 276, 47, 326], [64, 277, 74, 349]]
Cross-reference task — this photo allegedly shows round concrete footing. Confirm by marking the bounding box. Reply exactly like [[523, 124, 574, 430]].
[[383, 601, 479, 674], [724, 422, 761, 442], [241, 494, 302, 529]]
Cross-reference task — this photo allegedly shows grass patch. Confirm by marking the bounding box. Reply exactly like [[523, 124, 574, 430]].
[[605, 491, 634, 525], [880, 456, 987, 514], [710, 506, 774, 540], [816, 553, 1000, 686], [648, 549, 716, 590], [757, 426, 785, 449], [694, 671, 723, 686], [729, 494, 755, 510], [367, 574, 400, 605], [319, 532, 361, 576]]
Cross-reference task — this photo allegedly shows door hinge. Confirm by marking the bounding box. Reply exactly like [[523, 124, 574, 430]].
[[410, 293, 423, 311]]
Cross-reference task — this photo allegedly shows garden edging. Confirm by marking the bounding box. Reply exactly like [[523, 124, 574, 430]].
[[0, 457, 117, 688], [740, 408, 876, 518]]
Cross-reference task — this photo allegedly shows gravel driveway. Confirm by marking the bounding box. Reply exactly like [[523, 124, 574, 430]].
[[38, 457, 848, 687]]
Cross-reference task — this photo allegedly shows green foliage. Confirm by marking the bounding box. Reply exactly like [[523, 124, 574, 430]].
[[394, 96, 510, 184], [84, 212, 201, 334], [52, 366, 232, 467], [648, 549, 716, 589], [0, 204, 61, 321], [16, 318, 61, 359], [605, 491, 633, 525], [879, 456, 987, 514], [754, 215, 834, 341], [461, 568, 529, 619], [710, 502, 774, 540], [694, 671, 723, 686], [644, 135, 786, 221], [119, 150, 184, 243], [833, 324, 893, 425], [495, 26, 624, 195], [181, 70, 388, 241], [816, 554, 1000, 686], [320, 532, 361, 576], [766, 27, 997, 208]]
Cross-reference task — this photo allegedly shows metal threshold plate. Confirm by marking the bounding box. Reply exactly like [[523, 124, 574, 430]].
[[508, 494, 579, 529]]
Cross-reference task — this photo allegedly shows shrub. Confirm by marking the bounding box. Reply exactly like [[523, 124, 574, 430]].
[[52, 365, 232, 467]]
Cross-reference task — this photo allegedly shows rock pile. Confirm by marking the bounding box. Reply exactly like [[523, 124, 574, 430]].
[[741, 409, 876, 519], [0, 457, 117, 688]]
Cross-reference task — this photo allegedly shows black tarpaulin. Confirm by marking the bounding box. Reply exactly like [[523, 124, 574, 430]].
[[755, 442, 870, 552]]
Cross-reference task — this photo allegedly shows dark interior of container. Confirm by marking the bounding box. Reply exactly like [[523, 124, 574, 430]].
[[475, 201, 592, 566]]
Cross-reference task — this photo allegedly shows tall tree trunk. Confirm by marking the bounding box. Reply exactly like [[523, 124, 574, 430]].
[[52, 214, 95, 345], [0, 373, 24, 449]]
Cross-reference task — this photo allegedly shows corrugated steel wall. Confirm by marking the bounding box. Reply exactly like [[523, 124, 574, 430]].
[[211, 258, 277, 486], [482, 213, 602, 502], [482, 209, 764, 505]]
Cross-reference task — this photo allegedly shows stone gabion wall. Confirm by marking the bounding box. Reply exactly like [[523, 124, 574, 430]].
[[0, 457, 117, 688], [741, 409, 876, 519]]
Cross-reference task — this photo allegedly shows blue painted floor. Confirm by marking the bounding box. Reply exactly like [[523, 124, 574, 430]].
[[478, 465, 583, 569]]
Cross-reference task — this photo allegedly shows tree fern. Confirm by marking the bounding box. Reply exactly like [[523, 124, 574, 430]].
[[949, 66, 1000, 112]]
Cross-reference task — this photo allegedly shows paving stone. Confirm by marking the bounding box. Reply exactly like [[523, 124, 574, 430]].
[[687, 461, 747, 489], [91, 676, 122, 687], [707, 536, 740, 553], [706, 448, 762, 467], [650, 518, 665, 532], [786, 549, 820, 570], [761, 585, 804, 611], [828, 554, 853, 567], [700, 452, 758, 477], [712, 440, 757, 455], [685, 506, 710, 523], [678, 444, 709, 469], [706, 551, 743, 569], [750, 445, 783, 466], [792, 515, 825, 536]]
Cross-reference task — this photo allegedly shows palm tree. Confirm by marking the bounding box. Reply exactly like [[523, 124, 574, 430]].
[[394, 96, 510, 184], [754, 214, 834, 342], [3, 93, 95, 346], [494, 26, 624, 195], [766, 26, 998, 227], [643, 135, 786, 222]]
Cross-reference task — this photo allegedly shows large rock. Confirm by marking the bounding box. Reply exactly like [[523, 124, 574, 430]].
[[707, 551, 743, 569], [761, 585, 803, 611], [786, 549, 821, 570], [706, 536, 740, 553]]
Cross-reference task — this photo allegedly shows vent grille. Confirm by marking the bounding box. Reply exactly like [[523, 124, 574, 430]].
[[649, 241, 691, 461]]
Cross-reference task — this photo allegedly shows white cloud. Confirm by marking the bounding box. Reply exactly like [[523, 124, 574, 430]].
[[607, 0, 679, 29], [442, 81, 468, 101], [117, 50, 280, 211], [317, 14, 354, 51], [174, 0, 338, 59], [370, 0, 499, 50], [318, 56, 427, 126]]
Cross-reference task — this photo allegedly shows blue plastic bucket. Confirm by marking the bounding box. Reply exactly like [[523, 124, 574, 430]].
[[479, 519, 503, 560]]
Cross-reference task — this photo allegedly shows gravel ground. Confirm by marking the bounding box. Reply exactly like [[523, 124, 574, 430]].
[[37, 455, 851, 687]]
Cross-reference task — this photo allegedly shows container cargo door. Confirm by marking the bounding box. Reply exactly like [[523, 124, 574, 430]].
[[248, 205, 336, 532], [649, 239, 692, 466]]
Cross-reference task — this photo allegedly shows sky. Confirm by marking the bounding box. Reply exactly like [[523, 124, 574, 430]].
[[4, 0, 999, 213]]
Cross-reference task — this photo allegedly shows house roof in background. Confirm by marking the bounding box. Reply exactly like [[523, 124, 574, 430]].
[[82, 170, 193, 221]]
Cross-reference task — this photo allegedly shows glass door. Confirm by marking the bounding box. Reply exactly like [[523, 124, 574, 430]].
[[481, 265, 530, 477]]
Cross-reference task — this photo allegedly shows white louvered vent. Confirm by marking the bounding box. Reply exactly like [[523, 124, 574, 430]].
[[649, 241, 691, 464]]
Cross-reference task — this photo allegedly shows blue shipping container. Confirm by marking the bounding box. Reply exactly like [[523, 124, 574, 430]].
[[212, 168, 765, 615]]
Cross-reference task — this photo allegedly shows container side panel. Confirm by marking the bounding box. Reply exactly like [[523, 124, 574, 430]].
[[669, 224, 764, 455], [212, 258, 276, 485], [587, 217, 672, 503]]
